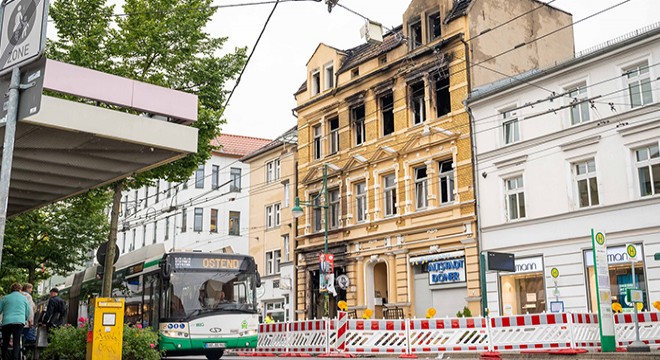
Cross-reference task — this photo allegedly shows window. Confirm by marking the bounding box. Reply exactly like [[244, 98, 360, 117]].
[[167, 182, 172, 198], [313, 124, 322, 160], [283, 181, 290, 208], [329, 117, 339, 154], [428, 12, 441, 41], [142, 225, 147, 247], [153, 221, 157, 244], [134, 190, 138, 210], [411, 81, 426, 125], [312, 194, 322, 232], [415, 166, 428, 209], [324, 63, 334, 90], [144, 188, 149, 207], [212, 165, 219, 189], [230, 167, 241, 192], [122, 232, 126, 253], [266, 250, 281, 275], [625, 62, 653, 108], [567, 84, 590, 125], [283, 234, 290, 262], [351, 68, 359, 78], [635, 144, 660, 197], [505, 176, 526, 220], [438, 159, 455, 204], [195, 164, 205, 188], [266, 203, 281, 229], [355, 182, 367, 223], [194, 208, 203, 232], [410, 20, 422, 49], [351, 104, 366, 145], [383, 174, 397, 217], [123, 195, 129, 216], [155, 181, 160, 203], [311, 70, 320, 95], [229, 211, 240, 236], [575, 159, 599, 207], [329, 189, 340, 229], [434, 72, 450, 118], [165, 216, 170, 240], [132, 229, 136, 251], [181, 208, 187, 233], [210, 209, 218, 233], [502, 110, 520, 145], [266, 159, 280, 182], [381, 93, 394, 136]]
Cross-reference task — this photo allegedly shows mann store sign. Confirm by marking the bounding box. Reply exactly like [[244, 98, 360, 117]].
[[584, 244, 642, 267], [428, 257, 466, 285]]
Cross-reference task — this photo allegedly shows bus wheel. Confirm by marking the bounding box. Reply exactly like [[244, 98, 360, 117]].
[[206, 350, 223, 360]]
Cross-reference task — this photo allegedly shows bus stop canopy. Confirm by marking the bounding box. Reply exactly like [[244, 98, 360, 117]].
[[0, 60, 199, 216]]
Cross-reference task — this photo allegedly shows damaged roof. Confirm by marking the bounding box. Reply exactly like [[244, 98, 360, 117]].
[[338, 25, 405, 74], [444, 0, 473, 24]]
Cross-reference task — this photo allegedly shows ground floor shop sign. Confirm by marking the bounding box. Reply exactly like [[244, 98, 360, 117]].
[[591, 229, 616, 352]]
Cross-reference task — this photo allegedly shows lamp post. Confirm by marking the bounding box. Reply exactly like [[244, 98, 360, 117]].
[[292, 164, 330, 318]]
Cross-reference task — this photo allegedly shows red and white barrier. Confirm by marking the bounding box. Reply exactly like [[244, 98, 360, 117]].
[[336, 312, 348, 352], [615, 312, 660, 349], [570, 313, 601, 351], [344, 319, 409, 354], [257, 323, 289, 353], [287, 320, 329, 354], [408, 318, 489, 353]]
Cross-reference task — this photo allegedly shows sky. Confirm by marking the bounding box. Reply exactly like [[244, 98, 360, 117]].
[[99, 0, 660, 140]]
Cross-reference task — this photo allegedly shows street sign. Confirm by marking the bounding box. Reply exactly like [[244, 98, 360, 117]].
[[0, 0, 49, 74], [626, 243, 640, 262], [96, 241, 120, 266], [591, 229, 616, 352], [336, 274, 350, 290], [627, 289, 643, 303], [551, 267, 560, 279], [0, 54, 44, 123]]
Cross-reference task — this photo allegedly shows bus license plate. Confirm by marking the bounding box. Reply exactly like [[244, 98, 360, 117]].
[[205, 343, 226, 349]]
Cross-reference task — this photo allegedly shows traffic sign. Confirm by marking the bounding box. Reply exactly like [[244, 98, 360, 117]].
[[551, 267, 560, 279], [626, 243, 639, 262], [96, 241, 120, 266], [0, 54, 45, 123], [627, 289, 643, 303], [0, 0, 49, 74]]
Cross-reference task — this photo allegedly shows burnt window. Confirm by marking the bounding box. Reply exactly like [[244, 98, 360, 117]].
[[381, 93, 394, 136], [435, 73, 451, 117], [410, 20, 422, 49], [351, 68, 359, 78], [429, 12, 441, 41], [351, 104, 366, 145], [410, 81, 426, 125]]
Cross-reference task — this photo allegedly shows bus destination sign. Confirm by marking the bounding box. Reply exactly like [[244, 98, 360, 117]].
[[173, 256, 244, 271]]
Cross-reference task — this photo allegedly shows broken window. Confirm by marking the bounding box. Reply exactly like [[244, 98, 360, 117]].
[[410, 81, 426, 125], [381, 93, 394, 136], [434, 72, 451, 118], [311, 70, 320, 95], [351, 68, 359, 78], [429, 12, 441, 41], [352, 104, 366, 145], [410, 20, 422, 49]]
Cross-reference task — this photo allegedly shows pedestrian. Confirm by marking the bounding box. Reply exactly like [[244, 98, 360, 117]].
[[0, 283, 31, 360], [42, 288, 66, 330], [264, 314, 273, 324], [21, 283, 37, 344]]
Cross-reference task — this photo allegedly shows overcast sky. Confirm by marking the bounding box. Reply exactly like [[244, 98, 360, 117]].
[[103, 0, 660, 140]]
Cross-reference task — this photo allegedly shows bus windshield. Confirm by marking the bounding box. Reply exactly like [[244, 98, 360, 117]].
[[163, 270, 257, 319]]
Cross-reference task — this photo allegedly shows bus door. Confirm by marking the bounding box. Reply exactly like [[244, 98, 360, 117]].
[[142, 272, 160, 329]]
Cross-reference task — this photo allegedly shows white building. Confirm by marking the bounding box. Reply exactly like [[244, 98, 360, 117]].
[[118, 134, 271, 255], [468, 24, 660, 316]]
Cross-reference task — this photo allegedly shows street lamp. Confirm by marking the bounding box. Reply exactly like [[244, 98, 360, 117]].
[[292, 164, 330, 318]]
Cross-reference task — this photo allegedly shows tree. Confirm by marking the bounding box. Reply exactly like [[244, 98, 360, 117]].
[[1, 189, 111, 290], [47, 0, 247, 296]]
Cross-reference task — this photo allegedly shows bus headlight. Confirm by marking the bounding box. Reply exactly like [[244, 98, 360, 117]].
[[161, 330, 189, 338]]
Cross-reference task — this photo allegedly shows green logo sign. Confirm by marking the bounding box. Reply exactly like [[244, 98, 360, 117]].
[[595, 232, 605, 245], [196, 323, 204, 328], [241, 320, 248, 329], [627, 244, 637, 259], [551, 267, 559, 279]]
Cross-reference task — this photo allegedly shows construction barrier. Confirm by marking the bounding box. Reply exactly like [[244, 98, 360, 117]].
[[255, 312, 660, 356]]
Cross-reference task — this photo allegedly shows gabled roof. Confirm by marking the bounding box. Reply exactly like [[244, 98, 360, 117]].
[[240, 125, 298, 162], [338, 25, 405, 74], [444, 0, 473, 24], [211, 133, 272, 157]]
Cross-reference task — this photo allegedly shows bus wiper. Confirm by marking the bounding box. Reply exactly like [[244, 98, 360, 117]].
[[184, 308, 216, 320]]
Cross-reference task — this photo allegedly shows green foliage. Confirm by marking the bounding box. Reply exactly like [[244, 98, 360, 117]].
[[41, 324, 161, 360], [456, 306, 473, 318], [123, 325, 161, 360], [41, 325, 87, 360], [1, 189, 112, 287]]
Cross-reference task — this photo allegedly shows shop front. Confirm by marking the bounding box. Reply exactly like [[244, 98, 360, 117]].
[[584, 243, 648, 312], [499, 256, 545, 315], [411, 250, 468, 318], [296, 244, 348, 320]]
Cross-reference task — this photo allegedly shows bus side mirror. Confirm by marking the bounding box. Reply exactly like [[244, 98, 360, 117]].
[[161, 261, 172, 281], [256, 271, 262, 288]]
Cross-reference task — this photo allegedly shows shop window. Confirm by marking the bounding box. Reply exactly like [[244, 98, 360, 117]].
[[574, 159, 599, 207], [355, 181, 367, 223], [434, 73, 450, 118], [329, 189, 340, 229], [410, 81, 426, 125], [438, 159, 455, 204], [428, 12, 441, 41], [584, 246, 648, 312], [500, 270, 546, 315], [409, 20, 422, 49], [351, 104, 366, 145], [415, 166, 428, 210], [567, 84, 590, 125], [329, 117, 339, 154], [635, 144, 660, 197], [383, 174, 397, 217], [625, 61, 653, 108], [381, 93, 394, 136], [311, 70, 320, 96], [505, 176, 526, 220], [502, 109, 520, 145]]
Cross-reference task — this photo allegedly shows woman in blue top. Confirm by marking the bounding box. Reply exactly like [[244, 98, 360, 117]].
[[0, 283, 30, 360]]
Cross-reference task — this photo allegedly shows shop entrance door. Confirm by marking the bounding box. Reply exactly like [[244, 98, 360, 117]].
[[365, 260, 388, 318]]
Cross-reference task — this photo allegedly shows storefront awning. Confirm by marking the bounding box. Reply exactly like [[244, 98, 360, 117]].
[[409, 250, 465, 266]]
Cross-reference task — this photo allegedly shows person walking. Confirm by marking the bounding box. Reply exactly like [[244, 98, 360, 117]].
[[0, 283, 31, 360], [42, 288, 66, 330], [20, 284, 36, 344]]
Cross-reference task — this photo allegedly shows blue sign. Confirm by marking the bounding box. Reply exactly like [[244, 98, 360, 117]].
[[428, 257, 466, 285]]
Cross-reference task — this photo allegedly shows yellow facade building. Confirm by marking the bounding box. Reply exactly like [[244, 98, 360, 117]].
[[293, 0, 574, 319]]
